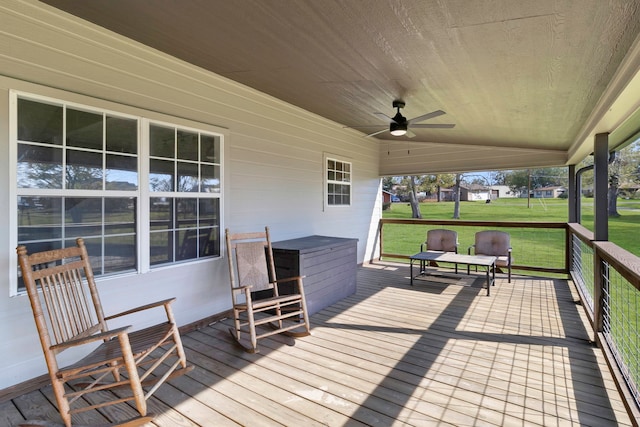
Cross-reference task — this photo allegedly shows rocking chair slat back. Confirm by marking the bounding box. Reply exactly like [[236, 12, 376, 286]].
[[21, 243, 104, 349]]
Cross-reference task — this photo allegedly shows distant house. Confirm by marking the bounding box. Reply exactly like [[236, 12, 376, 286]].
[[490, 185, 519, 198], [461, 184, 491, 201], [619, 185, 640, 199], [533, 186, 566, 198], [382, 189, 400, 203]]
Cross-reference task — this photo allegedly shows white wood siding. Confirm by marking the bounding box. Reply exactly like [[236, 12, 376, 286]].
[[0, 1, 381, 389]]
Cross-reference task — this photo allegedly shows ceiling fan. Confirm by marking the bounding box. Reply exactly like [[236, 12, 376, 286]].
[[347, 100, 455, 138]]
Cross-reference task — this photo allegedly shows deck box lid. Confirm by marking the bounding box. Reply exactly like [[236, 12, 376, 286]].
[[271, 235, 358, 254]]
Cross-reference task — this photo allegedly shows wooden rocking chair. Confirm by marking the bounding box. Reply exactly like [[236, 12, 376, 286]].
[[225, 227, 310, 353], [17, 238, 193, 427]]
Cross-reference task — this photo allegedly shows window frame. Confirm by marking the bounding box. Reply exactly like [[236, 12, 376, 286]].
[[324, 153, 352, 209], [9, 90, 224, 296]]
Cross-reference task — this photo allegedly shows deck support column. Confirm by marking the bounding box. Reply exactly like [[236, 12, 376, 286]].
[[568, 164, 577, 223], [593, 132, 609, 334], [593, 133, 609, 241]]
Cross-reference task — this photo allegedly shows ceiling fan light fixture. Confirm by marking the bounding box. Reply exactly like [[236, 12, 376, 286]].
[[390, 121, 407, 136]]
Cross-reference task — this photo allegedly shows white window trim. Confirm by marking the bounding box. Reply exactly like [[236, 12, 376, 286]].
[[323, 152, 352, 210], [9, 89, 226, 295]]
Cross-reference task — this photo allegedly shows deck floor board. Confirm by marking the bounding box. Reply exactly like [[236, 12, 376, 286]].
[[2, 262, 632, 426]]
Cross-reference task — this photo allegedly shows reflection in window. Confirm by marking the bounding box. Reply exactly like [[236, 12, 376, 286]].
[[66, 108, 103, 150], [66, 150, 103, 189], [150, 197, 219, 266], [13, 93, 222, 294], [17, 144, 63, 189], [148, 122, 221, 267], [15, 96, 139, 292]]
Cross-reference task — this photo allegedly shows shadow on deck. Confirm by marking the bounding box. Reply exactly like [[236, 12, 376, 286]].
[[1, 262, 632, 426]]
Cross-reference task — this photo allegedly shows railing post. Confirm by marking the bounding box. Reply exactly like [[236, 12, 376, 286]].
[[379, 219, 383, 260], [565, 225, 571, 273], [593, 248, 605, 334]]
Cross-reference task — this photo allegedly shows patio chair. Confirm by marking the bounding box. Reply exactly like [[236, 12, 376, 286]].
[[420, 228, 459, 273], [17, 238, 193, 427], [468, 230, 513, 282], [225, 227, 310, 353]]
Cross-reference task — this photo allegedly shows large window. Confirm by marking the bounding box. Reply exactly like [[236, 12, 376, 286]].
[[148, 123, 221, 266], [11, 92, 222, 294], [326, 156, 352, 206]]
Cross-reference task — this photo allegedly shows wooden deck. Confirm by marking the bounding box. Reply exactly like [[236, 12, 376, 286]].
[[1, 262, 633, 426]]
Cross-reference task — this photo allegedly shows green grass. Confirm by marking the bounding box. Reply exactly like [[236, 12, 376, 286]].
[[383, 197, 640, 257]]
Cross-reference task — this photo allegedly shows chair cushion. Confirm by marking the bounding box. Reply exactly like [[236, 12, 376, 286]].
[[475, 231, 510, 256], [426, 229, 458, 252]]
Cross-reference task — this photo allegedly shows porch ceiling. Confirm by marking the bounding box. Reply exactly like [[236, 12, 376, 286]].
[[40, 0, 640, 173]]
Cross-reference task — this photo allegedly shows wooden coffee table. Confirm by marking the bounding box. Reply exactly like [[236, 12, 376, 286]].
[[409, 251, 497, 296]]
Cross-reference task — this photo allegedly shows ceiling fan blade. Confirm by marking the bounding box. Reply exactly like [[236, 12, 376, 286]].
[[365, 128, 389, 138], [407, 109, 446, 124], [406, 130, 416, 138], [343, 125, 387, 129], [410, 123, 456, 129], [373, 112, 396, 123]]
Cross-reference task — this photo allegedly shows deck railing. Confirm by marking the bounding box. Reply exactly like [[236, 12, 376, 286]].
[[379, 218, 640, 423], [568, 223, 640, 421]]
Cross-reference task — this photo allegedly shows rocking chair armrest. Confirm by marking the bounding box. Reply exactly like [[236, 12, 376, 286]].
[[467, 244, 475, 255], [272, 275, 305, 292], [50, 325, 132, 351], [104, 298, 176, 321], [233, 285, 253, 295], [272, 275, 303, 285]]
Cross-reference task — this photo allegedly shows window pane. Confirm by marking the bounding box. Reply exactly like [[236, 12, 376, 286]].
[[17, 98, 63, 145], [199, 199, 219, 227], [201, 135, 219, 163], [150, 230, 173, 265], [78, 237, 103, 274], [176, 228, 210, 260], [18, 197, 62, 241], [66, 150, 103, 189], [150, 159, 174, 191], [106, 154, 138, 190], [177, 162, 199, 192], [177, 130, 198, 161], [65, 198, 102, 238], [201, 164, 220, 192], [150, 124, 175, 158], [17, 144, 63, 189], [150, 197, 173, 230], [105, 197, 136, 235], [67, 108, 103, 150], [176, 198, 197, 228], [106, 116, 137, 154], [205, 229, 220, 257], [104, 235, 136, 274]]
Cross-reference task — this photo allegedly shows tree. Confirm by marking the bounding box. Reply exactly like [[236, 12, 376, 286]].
[[608, 152, 621, 217], [407, 175, 422, 218], [453, 173, 462, 219], [382, 176, 394, 192], [503, 167, 567, 196]]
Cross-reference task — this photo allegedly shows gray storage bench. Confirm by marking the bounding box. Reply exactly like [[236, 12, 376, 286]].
[[271, 235, 358, 315]]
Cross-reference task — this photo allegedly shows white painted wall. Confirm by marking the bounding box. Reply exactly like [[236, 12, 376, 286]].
[[0, 2, 382, 389]]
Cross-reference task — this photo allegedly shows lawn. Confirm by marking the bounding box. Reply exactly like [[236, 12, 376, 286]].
[[383, 197, 640, 257]]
